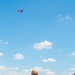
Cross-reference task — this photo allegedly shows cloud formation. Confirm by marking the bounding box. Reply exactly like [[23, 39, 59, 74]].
[[42, 58, 56, 63], [58, 14, 73, 21], [63, 65, 75, 75], [71, 51, 75, 56], [0, 66, 56, 75], [0, 66, 6, 71], [14, 53, 24, 60], [32, 66, 56, 75], [33, 40, 52, 50], [0, 39, 8, 45], [0, 52, 3, 57]]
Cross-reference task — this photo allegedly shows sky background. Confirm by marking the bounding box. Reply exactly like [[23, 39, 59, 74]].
[[0, 0, 75, 75]]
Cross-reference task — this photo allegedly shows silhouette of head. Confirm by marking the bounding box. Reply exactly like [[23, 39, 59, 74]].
[[31, 70, 38, 75]]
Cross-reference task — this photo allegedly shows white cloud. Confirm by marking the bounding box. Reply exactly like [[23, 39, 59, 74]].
[[0, 66, 7, 71], [33, 40, 52, 50], [0, 66, 56, 75], [58, 14, 73, 21], [67, 72, 73, 75], [46, 70, 56, 75], [14, 53, 24, 60], [70, 65, 75, 71], [29, 66, 56, 75], [42, 58, 56, 63], [67, 51, 75, 57], [71, 51, 75, 56], [0, 52, 3, 57], [0, 66, 19, 75], [21, 67, 54, 75], [63, 65, 75, 75], [0, 39, 8, 45], [70, 67, 75, 71]]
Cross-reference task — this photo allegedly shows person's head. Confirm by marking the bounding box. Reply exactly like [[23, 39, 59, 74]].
[[31, 70, 38, 75]]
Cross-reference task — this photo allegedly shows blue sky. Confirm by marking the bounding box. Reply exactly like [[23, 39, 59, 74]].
[[0, 0, 75, 75]]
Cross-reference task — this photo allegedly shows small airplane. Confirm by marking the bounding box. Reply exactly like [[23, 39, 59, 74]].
[[17, 8, 24, 13]]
